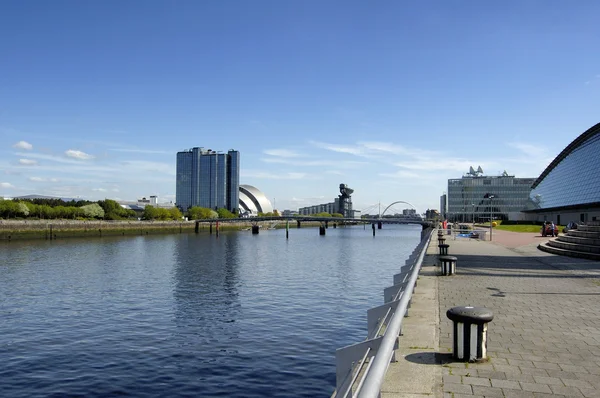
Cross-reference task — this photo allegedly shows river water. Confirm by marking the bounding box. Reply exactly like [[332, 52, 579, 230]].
[[0, 224, 421, 397]]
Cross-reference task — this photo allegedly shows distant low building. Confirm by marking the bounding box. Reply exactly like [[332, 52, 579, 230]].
[[298, 183, 355, 218]]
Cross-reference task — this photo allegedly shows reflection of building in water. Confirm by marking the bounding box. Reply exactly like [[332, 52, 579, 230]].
[[172, 235, 241, 341], [298, 183, 355, 218]]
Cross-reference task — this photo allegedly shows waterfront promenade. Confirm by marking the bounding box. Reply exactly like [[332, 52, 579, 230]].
[[381, 229, 600, 397]]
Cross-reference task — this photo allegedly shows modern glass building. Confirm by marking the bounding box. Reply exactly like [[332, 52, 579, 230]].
[[447, 167, 535, 222], [176, 148, 240, 212], [523, 122, 600, 224]]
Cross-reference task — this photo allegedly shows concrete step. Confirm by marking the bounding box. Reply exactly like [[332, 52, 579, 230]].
[[538, 242, 600, 261], [578, 225, 600, 233], [559, 235, 600, 246], [547, 239, 600, 254], [567, 230, 600, 239]]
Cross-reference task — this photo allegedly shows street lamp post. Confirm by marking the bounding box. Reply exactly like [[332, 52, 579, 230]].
[[471, 203, 475, 226], [488, 195, 495, 241]]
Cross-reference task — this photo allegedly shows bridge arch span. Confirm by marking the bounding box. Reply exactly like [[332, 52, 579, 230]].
[[380, 201, 417, 218]]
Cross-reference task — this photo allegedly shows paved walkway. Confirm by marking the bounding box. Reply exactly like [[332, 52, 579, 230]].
[[382, 229, 600, 397]]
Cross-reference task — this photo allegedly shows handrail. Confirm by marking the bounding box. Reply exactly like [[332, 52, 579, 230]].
[[356, 229, 432, 397], [332, 228, 433, 398]]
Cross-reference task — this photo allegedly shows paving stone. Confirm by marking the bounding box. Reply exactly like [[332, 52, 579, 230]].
[[442, 374, 462, 384], [560, 364, 590, 374], [519, 367, 549, 376], [562, 378, 594, 389], [475, 370, 507, 380], [532, 361, 561, 370], [579, 388, 600, 398], [443, 382, 473, 395], [463, 376, 491, 387], [491, 379, 521, 390], [520, 382, 552, 394], [503, 390, 535, 398], [549, 385, 585, 397], [532, 375, 564, 385], [472, 385, 505, 397]]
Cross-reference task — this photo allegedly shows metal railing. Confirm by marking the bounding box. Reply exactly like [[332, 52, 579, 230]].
[[332, 227, 434, 398]]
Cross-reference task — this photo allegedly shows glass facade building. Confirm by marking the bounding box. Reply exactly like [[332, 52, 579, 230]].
[[524, 122, 600, 224], [175, 148, 240, 212], [447, 169, 535, 222]]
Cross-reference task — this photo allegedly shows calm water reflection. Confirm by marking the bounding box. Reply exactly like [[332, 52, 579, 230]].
[[0, 224, 421, 397]]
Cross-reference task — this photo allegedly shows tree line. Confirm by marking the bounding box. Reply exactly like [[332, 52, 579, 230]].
[[0, 198, 282, 221]]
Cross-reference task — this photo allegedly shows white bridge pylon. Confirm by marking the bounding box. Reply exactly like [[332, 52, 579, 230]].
[[360, 201, 418, 218], [381, 201, 417, 218]]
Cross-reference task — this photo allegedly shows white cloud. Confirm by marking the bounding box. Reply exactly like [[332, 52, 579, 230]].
[[241, 170, 310, 180], [263, 149, 304, 158], [261, 157, 367, 168], [65, 149, 95, 160], [109, 147, 172, 154], [13, 141, 33, 150], [309, 140, 370, 157], [379, 170, 422, 179], [119, 160, 175, 175], [19, 159, 38, 166], [506, 142, 548, 158], [28, 177, 45, 182], [92, 188, 107, 192], [1, 182, 15, 189]]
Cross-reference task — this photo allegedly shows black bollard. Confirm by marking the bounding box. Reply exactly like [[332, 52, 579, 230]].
[[378, 221, 382, 229], [209, 222, 213, 235], [252, 225, 259, 234], [333, 223, 337, 229], [447, 306, 494, 362], [319, 225, 326, 235], [372, 223, 376, 236], [286, 220, 289, 239], [297, 220, 301, 229], [195, 221, 199, 233], [216, 221, 219, 237]]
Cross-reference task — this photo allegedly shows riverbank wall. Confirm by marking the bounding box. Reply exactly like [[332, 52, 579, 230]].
[[0, 220, 326, 241]]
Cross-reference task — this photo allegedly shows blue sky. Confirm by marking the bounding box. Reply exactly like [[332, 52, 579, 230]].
[[1, 1, 599, 214]]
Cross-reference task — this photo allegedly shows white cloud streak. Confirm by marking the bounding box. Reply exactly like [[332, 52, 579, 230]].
[[263, 149, 305, 158], [19, 159, 38, 166], [65, 149, 94, 160], [13, 141, 33, 150], [1, 182, 15, 189]]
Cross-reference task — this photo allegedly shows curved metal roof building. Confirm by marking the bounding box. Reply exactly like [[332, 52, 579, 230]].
[[526, 122, 600, 215], [239, 184, 273, 214]]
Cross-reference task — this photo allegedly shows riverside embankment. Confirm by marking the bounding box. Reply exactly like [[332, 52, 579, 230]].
[[0, 219, 326, 241]]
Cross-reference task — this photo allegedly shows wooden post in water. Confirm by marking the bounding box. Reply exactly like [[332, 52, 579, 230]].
[[210, 222, 213, 235], [195, 221, 199, 233], [286, 220, 289, 239], [372, 223, 376, 236], [216, 221, 219, 237], [319, 223, 326, 235]]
